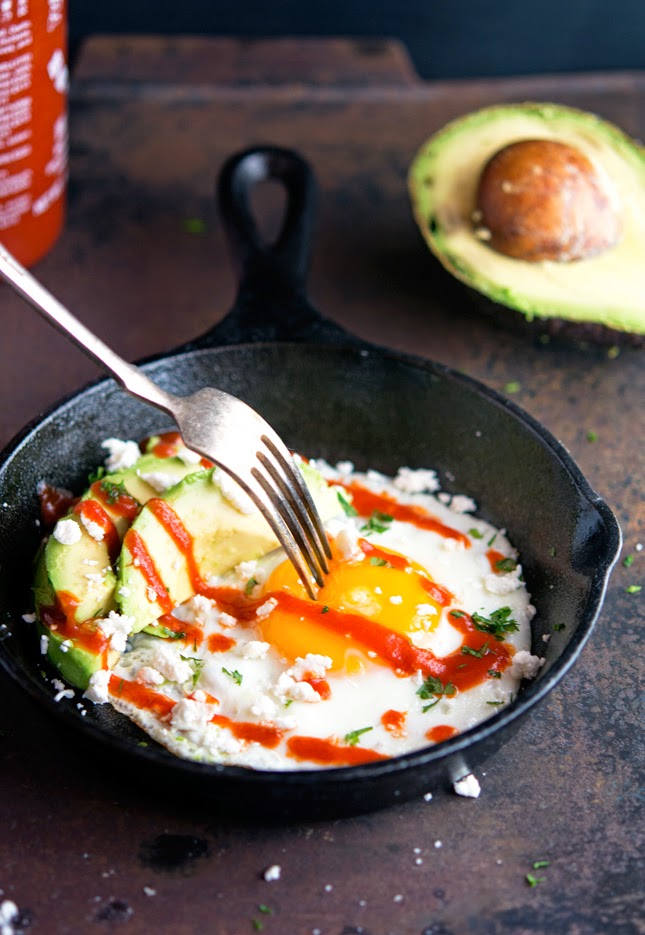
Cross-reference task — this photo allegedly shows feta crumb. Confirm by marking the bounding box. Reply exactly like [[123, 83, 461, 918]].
[[324, 884, 333, 892], [235, 559, 259, 582], [149, 643, 193, 683], [393, 467, 440, 494], [250, 695, 278, 720], [374, 586, 382, 595], [423, 792, 433, 802], [0, 900, 19, 933], [82, 559, 99, 566], [143, 887, 156, 897], [453, 773, 481, 798], [21, 612, 36, 623], [509, 650, 545, 680], [137, 470, 179, 493], [79, 512, 105, 542], [415, 603, 437, 617], [389, 595, 403, 605], [54, 685, 75, 702], [52, 678, 65, 691], [117, 586, 131, 598], [187, 594, 221, 628], [256, 598, 278, 619], [542, 634, 551, 643], [263, 864, 281, 882], [176, 445, 202, 466], [434, 840, 442, 848], [40, 634, 49, 655], [101, 437, 140, 471], [290, 653, 333, 681], [84, 669, 111, 704], [326, 518, 364, 562], [287, 681, 322, 703], [146, 586, 158, 603], [59, 639, 73, 653], [97, 611, 136, 653], [393, 894, 403, 903], [170, 698, 214, 732], [450, 494, 477, 514], [218, 612, 237, 629], [335, 460, 354, 476], [214, 468, 257, 514], [242, 640, 270, 659], [137, 666, 165, 687], [415, 857, 423, 865], [274, 715, 298, 731], [53, 518, 81, 545], [484, 565, 523, 595]]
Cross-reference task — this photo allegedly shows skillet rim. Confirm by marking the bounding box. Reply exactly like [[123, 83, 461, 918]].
[[0, 338, 622, 789]]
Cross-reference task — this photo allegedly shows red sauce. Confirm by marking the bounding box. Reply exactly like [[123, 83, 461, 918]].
[[147, 498, 204, 587], [37, 483, 78, 529], [123, 529, 173, 613], [420, 577, 453, 607], [40, 596, 110, 655], [381, 709, 407, 737], [358, 539, 453, 605], [74, 499, 120, 562], [147, 431, 213, 468], [342, 482, 470, 547], [155, 613, 204, 646], [287, 735, 388, 766], [109, 674, 175, 718], [426, 724, 458, 743], [201, 586, 260, 622], [90, 480, 140, 522], [207, 632, 236, 653], [211, 714, 283, 748], [305, 677, 331, 700]]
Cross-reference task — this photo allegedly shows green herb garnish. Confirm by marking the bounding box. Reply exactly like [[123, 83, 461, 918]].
[[222, 667, 243, 686], [504, 381, 521, 394], [526, 873, 545, 887], [626, 584, 642, 594], [181, 654, 204, 688], [548, 546, 557, 557], [623, 554, 634, 568], [362, 510, 393, 535], [337, 490, 358, 517], [258, 905, 273, 915], [486, 700, 504, 706], [99, 478, 128, 505], [284, 699, 293, 708], [469, 528, 484, 539], [586, 430, 598, 443], [552, 623, 565, 632], [532, 860, 550, 870], [417, 676, 455, 711], [487, 532, 497, 547], [472, 606, 519, 641], [182, 217, 207, 234], [461, 642, 490, 658], [252, 921, 264, 933], [449, 610, 465, 619], [344, 726, 373, 746], [245, 577, 258, 596], [487, 669, 502, 679], [151, 625, 186, 640], [369, 556, 390, 567], [321, 605, 330, 614], [495, 557, 518, 573], [88, 466, 106, 484]]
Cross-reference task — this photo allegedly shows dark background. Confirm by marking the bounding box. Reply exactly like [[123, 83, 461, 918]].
[[69, 0, 645, 80]]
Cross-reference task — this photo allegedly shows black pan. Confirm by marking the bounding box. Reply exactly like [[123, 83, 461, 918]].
[[0, 147, 621, 819]]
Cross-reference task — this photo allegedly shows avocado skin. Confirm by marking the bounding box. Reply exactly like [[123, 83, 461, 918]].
[[409, 102, 645, 345]]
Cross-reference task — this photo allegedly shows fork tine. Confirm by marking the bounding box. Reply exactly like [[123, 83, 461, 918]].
[[238, 471, 319, 600], [251, 464, 326, 589], [256, 450, 329, 579], [261, 435, 332, 561]]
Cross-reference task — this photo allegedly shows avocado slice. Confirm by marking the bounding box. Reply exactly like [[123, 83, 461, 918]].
[[409, 102, 645, 344], [118, 462, 341, 632]]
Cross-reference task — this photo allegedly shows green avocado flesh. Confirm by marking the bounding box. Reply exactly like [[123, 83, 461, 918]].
[[32, 445, 338, 688], [408, 102, 645, 336]]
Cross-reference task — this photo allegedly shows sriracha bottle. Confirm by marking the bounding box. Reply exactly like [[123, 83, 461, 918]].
[[0, 0, 67, 266]]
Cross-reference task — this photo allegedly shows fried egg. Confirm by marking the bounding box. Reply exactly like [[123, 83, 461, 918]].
[[94, 461, 542, 771]]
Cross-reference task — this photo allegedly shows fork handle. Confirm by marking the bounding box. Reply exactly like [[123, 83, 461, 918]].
[[0, 243, 176, 413]]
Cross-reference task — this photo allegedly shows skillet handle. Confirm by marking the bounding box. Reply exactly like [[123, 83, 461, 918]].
[[188, 146, 357, 348]]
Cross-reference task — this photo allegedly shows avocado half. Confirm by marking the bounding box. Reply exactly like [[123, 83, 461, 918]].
[[409, 102, 645, 346]]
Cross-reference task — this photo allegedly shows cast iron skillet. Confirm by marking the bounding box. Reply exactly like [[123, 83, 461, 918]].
[[0, 147, 621, 819]]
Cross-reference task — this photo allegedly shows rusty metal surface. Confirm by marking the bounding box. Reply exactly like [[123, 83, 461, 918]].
[[0, 38, 643, 935]]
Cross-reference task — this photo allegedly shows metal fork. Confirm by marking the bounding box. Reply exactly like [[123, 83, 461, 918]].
[[0, 244, 331, 598]]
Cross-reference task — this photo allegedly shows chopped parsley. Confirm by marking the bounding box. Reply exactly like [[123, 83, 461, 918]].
[[504, 381, 521, 394], [344, 726, 373, 746], [526, 873, 546, 887], [469, 528, 484, 539], [369, 556, 390, 567], [181, 654, 204, 688], [251, 921, 264, 933], [258, 905, 273, 915], [182, 217, 207, 234], [222, 667, 243, 686], [449, 610, 465, 619], [486, 700, 504, 706], [548, 546, 557, 557], [533, 860, 550, 870], [622, 554, 634, 568], [487, 532, 497, 547], [487, 669, 502, 679], [417, 675, 455, 711], [461, 641, 490, 658], [99, 478, 128, 505], [495, 557, 518, 573], [586, 430, 598, 443], [321, 605, 330, 614], [552, 623, 566, 632], [284, 699, 293, 708], [245, 577, 258, 596], [472, 606, 519, 641], [362, 510, 393, 535], [137, 741, 148, 747], [88, 466, 106, 484], [151, 625, 186, 640], [337, 490, 358, 517], [626, 584, 641, 594]]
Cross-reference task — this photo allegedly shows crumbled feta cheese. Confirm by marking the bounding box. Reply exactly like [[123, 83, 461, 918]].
[[21, 612, 35, 623], [218, 612, 237, 629], [263, 864, 281, 882], [242, 641, 270, 660], [117, 586, 131, 598], [40, 634, 49, 655], [97, 611, 135, 653], [290, 653, 333, 681], [101, 437, 140, 471], [286, 681, 322, 703], [85, 572, 105, 585], [542, 634, 551, 643], [450, 495, 477, 514], [149, 643, 193, 683], [53, 518, 81, 545], [137, 666, 165, 687], [274, 715, 298, 731], [235, 559, 258, 581], [170, 698, 214, 732], [256, 598, 278, 619], [415, 603, 437, 617], [59, 639, 72, 653], [335, 460, 354, 476], [484, 565, 523, 595], [79, 512, 105, 542], [54, 685, 75, 702], [52, 678, 65, 691], [137, 470, 179, 493], [0, 900, 19, 933], [326, 518, 363, 562], [423, 792, 433, 802], [389, 595, 403, 605], [434, 840, 442, 848], [509, 650, 545, 680], [393, 467, 440, 494], [308, 458, 340, 481], [84, 669, 111, 704], [146, 586, 158, 603], [213, 468, 257, 514], [250, 695, 278, 720], [176, 445, 202, 466], [453, 773, 481, 798], [143, 887, 156, 897]]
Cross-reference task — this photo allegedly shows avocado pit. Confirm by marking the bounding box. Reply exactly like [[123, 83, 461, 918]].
[[474, 139, 622, 262]]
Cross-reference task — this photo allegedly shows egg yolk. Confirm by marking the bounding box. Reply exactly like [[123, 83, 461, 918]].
[[259, 540, 442, 673]]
